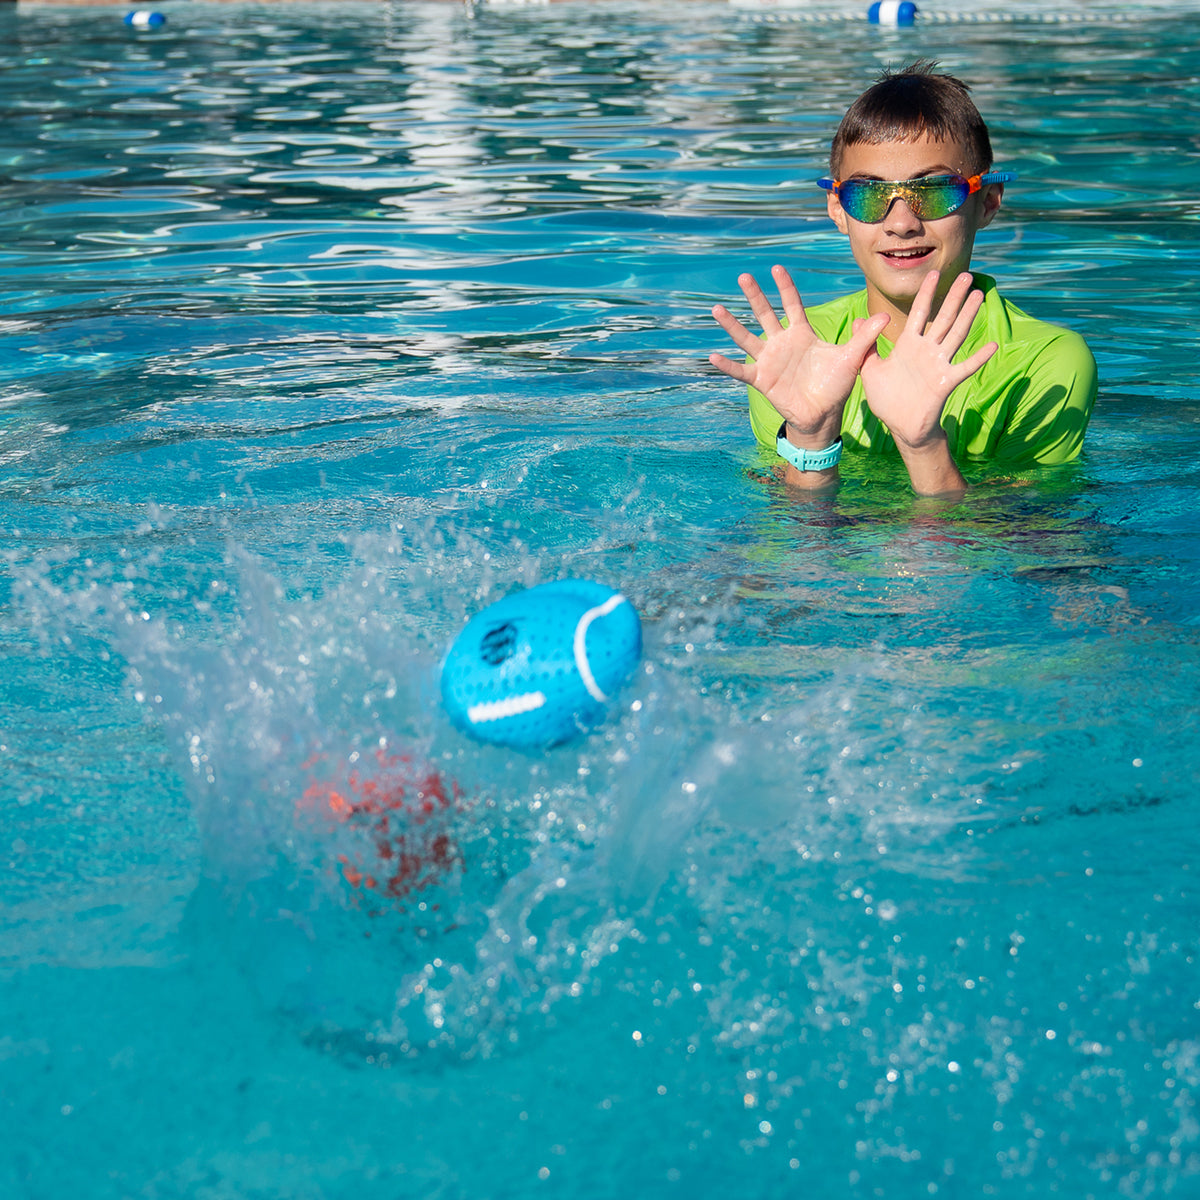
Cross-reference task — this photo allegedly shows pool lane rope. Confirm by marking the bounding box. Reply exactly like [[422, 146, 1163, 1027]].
[[734, 5, 1170, 23]]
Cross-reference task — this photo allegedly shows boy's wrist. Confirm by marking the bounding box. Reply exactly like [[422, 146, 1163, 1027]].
[[780, 415, 844, 450], [891, 427, 950, 457], [894, 433, 967, 496]]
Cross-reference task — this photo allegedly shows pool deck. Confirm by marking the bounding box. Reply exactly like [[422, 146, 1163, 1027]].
[[11, 0, 488, 5], [12, 0, 519, 5]]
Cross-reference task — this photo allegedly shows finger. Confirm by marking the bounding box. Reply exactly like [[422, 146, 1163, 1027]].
[[940, 284, 985, 352], [708, 351, 755, 384], [711, 304, 765, 359], [770, 264, 813, 334], [859, 339, 883, 384], [928, 271, 977, 342], [845, 311, 890, 362], [906, 269, 940, 335], [945, 340, 998, 388], [738, 272, 784, 336], [959, 339, 999, 376]]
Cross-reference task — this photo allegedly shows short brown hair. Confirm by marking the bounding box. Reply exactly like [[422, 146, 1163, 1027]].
[[830, 61, 993, 177]]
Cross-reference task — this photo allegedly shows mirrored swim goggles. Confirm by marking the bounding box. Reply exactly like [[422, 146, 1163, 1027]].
[[817, 171, 1017, 223]]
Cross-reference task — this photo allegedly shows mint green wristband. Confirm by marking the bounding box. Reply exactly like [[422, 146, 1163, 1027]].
[[775, 422, 843, 472]]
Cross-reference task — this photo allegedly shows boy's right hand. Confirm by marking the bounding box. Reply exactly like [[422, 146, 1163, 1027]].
[[709, 264, 889, 447]]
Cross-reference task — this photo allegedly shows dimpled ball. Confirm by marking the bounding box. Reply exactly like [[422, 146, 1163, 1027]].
[[125, 11, 167, 28], [441, 579, 642, 750], [867, 1, 918, 25]]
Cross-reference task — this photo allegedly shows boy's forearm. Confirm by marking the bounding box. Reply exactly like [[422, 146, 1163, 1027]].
[[896, 434, 967, 497], [782, 463, 840, 491]]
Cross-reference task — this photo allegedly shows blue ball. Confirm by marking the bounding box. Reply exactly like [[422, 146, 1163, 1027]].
[[125, 11, 167, 28], [867, 1, 918, 25], [441, 579, 642, 750]]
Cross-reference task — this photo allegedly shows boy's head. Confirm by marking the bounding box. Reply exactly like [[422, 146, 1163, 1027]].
[[822, 63, 1006, 334], [830, 61, 993, 178]]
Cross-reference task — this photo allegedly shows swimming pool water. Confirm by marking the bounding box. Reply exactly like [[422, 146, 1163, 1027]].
[[2, 2, 1200, 1196]]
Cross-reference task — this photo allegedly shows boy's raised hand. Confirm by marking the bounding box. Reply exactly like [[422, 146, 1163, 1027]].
[[858, 270, 997, 496], [710, 265, 889, 443], [859, 270, 997, 450]]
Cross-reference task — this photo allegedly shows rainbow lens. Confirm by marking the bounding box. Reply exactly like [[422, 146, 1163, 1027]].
[[818, 172, 1016, 224]]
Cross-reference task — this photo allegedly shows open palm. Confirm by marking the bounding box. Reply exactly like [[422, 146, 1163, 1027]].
[[860, 271, 997, 450], [710, 265, 888, 438]]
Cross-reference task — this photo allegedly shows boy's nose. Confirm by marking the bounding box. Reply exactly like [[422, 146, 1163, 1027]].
[[881, 196, 923, 232]]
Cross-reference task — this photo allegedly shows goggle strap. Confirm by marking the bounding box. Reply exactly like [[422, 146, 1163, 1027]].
[[818, 171, 1017, 192]]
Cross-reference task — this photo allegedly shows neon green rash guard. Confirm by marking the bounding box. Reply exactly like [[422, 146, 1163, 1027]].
[[748, 273, 1097, 467]]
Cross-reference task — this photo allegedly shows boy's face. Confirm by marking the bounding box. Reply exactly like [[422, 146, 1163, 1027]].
[[826, 134, 1003, 327]]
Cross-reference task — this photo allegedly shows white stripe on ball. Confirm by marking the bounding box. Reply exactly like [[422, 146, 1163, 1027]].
[[468, 691, 547, 724], [573, 593, 628, 703]]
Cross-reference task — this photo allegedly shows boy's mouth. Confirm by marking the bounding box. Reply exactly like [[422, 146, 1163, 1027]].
[[880, 245, 934, 264]]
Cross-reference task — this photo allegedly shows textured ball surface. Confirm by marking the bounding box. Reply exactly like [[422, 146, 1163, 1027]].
[[441, 579, 642, 749]]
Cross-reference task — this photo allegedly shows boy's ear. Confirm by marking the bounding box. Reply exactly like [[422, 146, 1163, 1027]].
[[827, 191, 849, 234], [976, 182, 1004, 229]]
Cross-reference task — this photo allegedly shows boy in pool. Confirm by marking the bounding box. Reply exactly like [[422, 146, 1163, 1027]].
[[709, 62, 1096, 497]]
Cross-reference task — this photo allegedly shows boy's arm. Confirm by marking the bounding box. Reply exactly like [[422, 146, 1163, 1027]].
[[859, 271, 998, 498], [710, 265, 888, 489], [990, 331, 1097, 465]]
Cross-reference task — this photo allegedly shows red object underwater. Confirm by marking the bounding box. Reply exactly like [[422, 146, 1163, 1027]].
[[299, 747, 463, 908]]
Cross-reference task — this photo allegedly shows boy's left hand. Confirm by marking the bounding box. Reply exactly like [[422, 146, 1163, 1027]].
[[859, 270, 997, 450], [859, 271, 997, 495]]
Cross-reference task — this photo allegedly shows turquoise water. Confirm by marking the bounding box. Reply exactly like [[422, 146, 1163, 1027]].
[[3, 1, 1200, 1196]]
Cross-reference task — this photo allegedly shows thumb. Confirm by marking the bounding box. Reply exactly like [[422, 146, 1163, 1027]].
[[846, 312, 890, 363]]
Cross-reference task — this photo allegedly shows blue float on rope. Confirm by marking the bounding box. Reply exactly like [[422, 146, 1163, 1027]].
[[125, 11, 167, 28], [868, 1, 918, 25], [441, 579, 642, 750]]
